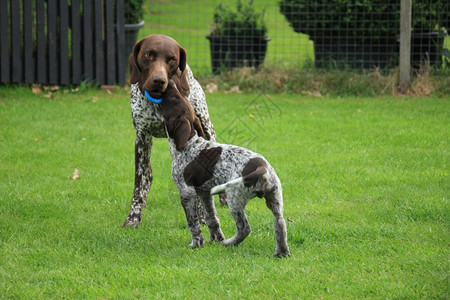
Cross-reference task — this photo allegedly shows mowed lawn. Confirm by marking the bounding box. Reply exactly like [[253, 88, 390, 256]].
[[0, 86, 448, 298]]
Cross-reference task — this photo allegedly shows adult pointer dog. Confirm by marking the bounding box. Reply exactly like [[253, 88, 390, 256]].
[[123, 34, 219, 228]]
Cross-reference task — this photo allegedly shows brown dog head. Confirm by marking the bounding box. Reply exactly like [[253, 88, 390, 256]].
[[129, 34, 189, 99]]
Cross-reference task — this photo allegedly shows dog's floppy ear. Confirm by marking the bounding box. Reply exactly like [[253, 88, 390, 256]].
[[168, 117, 191, 151], [129, 39, 144, 84], [177, 47, 189, 96], [193, 117, 206, 138], [171, 47, 189, 96], [175, 69, 190, 97], [178, 46, 187, 72]]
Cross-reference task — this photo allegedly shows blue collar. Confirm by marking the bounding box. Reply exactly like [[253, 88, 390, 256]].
[[144, 90, 163, 104]]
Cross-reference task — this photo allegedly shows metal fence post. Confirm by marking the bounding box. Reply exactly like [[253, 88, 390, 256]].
[[399, 0, 412, 93]]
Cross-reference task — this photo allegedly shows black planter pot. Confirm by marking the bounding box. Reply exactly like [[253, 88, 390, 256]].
[[206, 35, 271, 73], [312, 36, 399, 70], [124, 20, 145, 58], [411, 30, 446, 69]]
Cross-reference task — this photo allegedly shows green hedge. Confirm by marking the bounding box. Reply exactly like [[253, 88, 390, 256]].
[[279, 0, 448, 41], [211, 0, 267, 38]]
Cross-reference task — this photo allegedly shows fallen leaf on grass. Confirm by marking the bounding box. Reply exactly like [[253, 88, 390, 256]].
[[32, 86, 42, 94], [206, 83, 218, 93], [101, 85, 115, 94], [44, 92, 54, 100], [225, 86, 242, 94], [71, 168, 80, 180], [312, 91, 323, 97]]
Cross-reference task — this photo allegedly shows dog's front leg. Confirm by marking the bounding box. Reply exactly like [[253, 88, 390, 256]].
[[200, 195, 225, 243], [181, 195, 205, 248], [123, 133, 153, 228]]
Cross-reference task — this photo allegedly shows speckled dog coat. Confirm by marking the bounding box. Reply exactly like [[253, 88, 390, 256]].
[[123, 65, 216, 228], [158, 81, 290, 257]]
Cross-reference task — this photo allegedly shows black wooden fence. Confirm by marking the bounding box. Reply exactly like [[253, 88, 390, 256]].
[[0, 0, 126, 86]]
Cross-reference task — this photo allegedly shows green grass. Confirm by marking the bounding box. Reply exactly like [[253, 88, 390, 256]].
[[0, 86, 448, 298]]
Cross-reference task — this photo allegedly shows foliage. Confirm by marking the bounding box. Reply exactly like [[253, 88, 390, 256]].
[[199, 65, 450, 97], [412, 1, 449, 31], [278, 0, 449, 41], [141, 0, 309, 75], [211, 0, 267, 38], [124, 0, 144, 24], [278, 0, 399, 42], [442, 48, 450, 68]]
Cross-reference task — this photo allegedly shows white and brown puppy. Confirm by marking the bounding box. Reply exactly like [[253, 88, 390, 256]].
[[158, 80, 290, 257]]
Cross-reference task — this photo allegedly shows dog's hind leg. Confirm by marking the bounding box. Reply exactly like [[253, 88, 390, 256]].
[[200, 195, 225, 243], [181, 193, 205, 249], [264, 180, 290, 258], [222, 191, 251, 247]]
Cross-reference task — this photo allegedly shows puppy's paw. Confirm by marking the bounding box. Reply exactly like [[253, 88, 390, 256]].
[[188, 235, 205, 249], [274, 247, 291, 258], [209, 229, 225, 243]]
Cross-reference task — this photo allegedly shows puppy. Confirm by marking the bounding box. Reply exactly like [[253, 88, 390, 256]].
[[158, 80, 290, 257]]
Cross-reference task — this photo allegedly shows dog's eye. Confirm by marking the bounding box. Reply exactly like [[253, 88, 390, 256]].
[[144, 51, 154, 59], [168, 57, 177, 63]]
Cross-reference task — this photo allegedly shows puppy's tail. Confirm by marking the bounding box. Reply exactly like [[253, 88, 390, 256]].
[[210, 165, 268, 195], [210, 177, 244, 195]]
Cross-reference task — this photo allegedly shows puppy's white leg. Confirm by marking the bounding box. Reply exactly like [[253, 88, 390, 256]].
[[264, 180, 290, 258], [180, 193, 205, 249], [222, 192, 251, 246], [200, 195, 225, 243]]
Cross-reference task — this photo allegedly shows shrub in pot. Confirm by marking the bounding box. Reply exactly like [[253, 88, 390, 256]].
[[279, 0, 449, 69], [125, 0, 145, 57], [207, 0, 271, 73], [410, 1, 448, 68], [279, 0, 400, 69]]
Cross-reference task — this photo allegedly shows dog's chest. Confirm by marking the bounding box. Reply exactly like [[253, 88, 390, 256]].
[[130, 83, 202, 138], [130, 84, 166, 137]]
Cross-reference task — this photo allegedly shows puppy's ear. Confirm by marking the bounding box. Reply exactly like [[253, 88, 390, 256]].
[[168, 117, 191, 151], [129, 39, 144, 84], [168, 79, 179, 92], [176, 69, 190, 97], [178, 46, 187, 72], [193, 117, 206, 138]]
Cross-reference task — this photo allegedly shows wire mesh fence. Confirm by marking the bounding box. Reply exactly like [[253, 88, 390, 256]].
[[143, 0, 449, 75]]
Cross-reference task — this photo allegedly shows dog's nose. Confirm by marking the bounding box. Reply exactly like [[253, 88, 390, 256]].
[[152, 75, 166, 87]]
